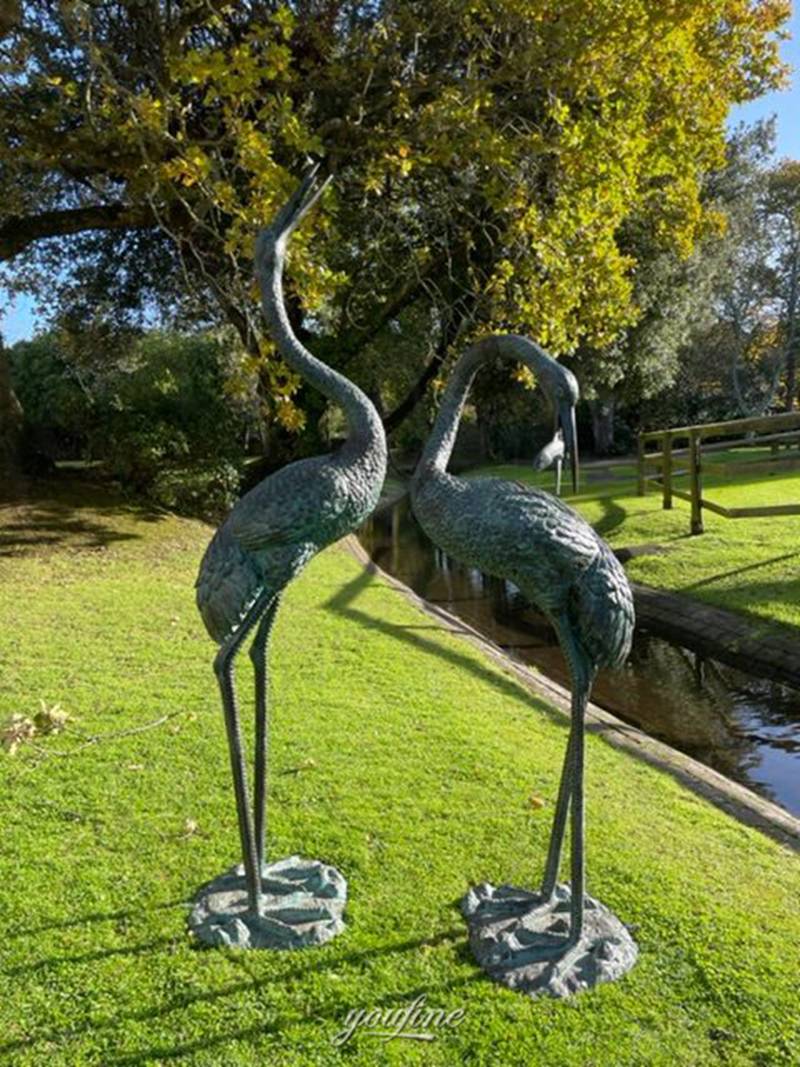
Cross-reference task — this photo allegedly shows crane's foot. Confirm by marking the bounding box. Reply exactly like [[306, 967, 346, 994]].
[[188, 855, 347, 949], [461, 881, 637, 998]]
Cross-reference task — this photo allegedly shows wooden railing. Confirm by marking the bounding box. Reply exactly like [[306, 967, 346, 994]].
[[637, 412, 800, 534]]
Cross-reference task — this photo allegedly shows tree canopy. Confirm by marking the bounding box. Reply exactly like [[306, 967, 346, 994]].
[[1, 0, 790, 437]]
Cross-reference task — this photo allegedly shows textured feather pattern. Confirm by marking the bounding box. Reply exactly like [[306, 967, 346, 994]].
[[196, 446, 385, 644], [411, 473, 634, 672], [565, 540, 634, 670]]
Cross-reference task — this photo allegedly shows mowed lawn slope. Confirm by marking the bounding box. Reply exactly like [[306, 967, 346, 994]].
[[0, 480, 799, 1066], [474, 451, 800, 635]]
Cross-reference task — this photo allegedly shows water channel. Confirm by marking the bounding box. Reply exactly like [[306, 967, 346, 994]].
[[358, 496, 800, 817]]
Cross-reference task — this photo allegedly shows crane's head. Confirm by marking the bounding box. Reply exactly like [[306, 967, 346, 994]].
[[496, 336, 579, 493], [254, 162, 332, 278]]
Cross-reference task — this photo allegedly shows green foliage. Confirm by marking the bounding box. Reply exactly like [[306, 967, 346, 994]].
[[148, 458, 242, 518], [578, 122, 794, 446], [0, 1, 790, 439], [9, 329, 250, 512], [9, 334, 94, 448], [95, 332, 244, 485]]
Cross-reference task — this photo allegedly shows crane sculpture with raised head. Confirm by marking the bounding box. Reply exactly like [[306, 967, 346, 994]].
[[410, 335, 637, 997], [190, 167, 387, 949]]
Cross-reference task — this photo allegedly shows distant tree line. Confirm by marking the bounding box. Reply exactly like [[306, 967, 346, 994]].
[[7, 329, 250, 512]]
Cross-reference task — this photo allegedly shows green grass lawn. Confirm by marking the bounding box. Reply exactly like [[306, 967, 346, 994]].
[[472, 451, 800, 635], [1, 479, 799, 1066]]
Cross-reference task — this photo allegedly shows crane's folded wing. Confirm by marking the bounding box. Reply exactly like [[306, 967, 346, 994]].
[[228, 457, 342, 552]]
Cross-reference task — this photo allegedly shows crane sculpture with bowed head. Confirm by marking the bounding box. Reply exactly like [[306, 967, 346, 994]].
[[411, 334, 637, 997], [191, 168, 387, 948]]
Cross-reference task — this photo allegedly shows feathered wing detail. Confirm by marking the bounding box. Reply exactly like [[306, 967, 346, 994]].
[[486, 487, 634, 669], [195, 527, 266, 643], [414, 475, 634, 672], [462, 481, 603, 604], [569, 540, 634, 670], [196, 451, 382, 643], [227, 456, 331, 552]]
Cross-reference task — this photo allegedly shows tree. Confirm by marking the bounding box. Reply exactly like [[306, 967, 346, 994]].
[[0, 0, 789, 451], [704, 123, 782, 417], [764, 160, 800, 410], [667, 126, 798, 423], [573, 121, 785, 447], [570, 229, 722, 452], [0, 333, 24, 482]]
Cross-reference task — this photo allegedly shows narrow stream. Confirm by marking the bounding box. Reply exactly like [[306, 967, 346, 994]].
[[358, 496, 800, 817]]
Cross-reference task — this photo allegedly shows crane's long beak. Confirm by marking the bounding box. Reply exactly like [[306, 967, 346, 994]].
[[255, 163, 332, 269], [559, 400, 579, 494]]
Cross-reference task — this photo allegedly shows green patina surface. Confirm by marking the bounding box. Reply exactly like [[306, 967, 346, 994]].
[[473, 449, 800, 636], [0, 479, 798, 1065]]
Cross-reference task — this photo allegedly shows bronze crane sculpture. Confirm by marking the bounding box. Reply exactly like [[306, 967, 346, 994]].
[[191, 168, 387, 948], [410, 335, 637, 996]]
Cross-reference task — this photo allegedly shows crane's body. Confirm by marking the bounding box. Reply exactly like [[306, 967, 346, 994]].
[[412, 471, 632, 672], [410, 334, 634, 990], [193, 169, 386, 936], [197, 446, 384, 643]]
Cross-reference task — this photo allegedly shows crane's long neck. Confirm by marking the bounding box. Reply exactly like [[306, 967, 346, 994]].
[[414, 340, 492, 478], [416, 334, 556, 479], [261, 252, 384, 461]]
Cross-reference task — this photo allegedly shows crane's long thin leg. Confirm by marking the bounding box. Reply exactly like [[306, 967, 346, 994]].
[[250, 593, 282, 873], [539, 726, 575, 901], [539, 617, 593, 946], [568, 680, 589, 946], [214, 590, 274, 915]]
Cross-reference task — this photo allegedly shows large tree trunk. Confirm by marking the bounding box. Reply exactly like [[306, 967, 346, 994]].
[[783, 241, 799, 411], [0, 338, 24, 486], [589, 391, 616, 455]]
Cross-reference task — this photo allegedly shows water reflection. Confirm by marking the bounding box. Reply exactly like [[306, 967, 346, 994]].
[[359, 497, 800, 817]]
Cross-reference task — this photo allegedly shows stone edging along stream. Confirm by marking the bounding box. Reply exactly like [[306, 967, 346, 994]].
[[344, 535, 800, 852], [632, 582, 800, 691]]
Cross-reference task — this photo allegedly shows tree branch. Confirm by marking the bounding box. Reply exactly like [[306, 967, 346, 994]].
[[338, 252, 449, 366], [0, 203, 157, 261], [383, 311, 467, 434]]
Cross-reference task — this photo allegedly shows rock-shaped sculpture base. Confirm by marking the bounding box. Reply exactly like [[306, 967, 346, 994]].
[[189, 855, 347, 949], [461, 882, 637, 999]]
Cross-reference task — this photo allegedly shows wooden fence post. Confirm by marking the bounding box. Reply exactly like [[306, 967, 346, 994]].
[[637, 434, 646, 496], [689, 429, 703, 535], [662, 432, 673, 510]]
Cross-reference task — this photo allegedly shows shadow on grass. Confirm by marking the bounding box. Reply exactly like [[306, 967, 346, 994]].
[[109, 973, 483, 1065], [681, 551, 800, 592], [336, 551, 800, 854], [3, 936, 178, 978], [0, 476, 167, 557], [324, 565, 567, 730], [0, 918, 470, 1061], [592, 495, 628, 539], [3, 900, 188, 941]]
